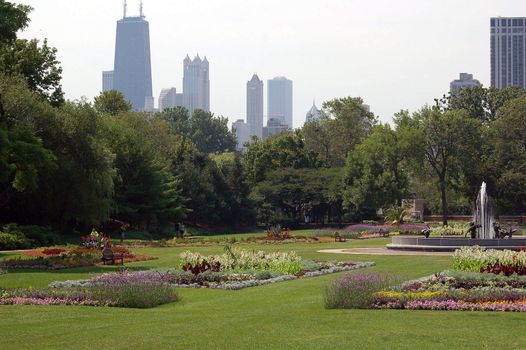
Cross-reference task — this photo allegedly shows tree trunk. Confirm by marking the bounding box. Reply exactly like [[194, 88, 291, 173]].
[[440, 180, 448, 226]]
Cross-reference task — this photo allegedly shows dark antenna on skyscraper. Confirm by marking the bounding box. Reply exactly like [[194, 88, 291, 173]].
[[123, 0, 127, 18], [140, 0, 144, 18]]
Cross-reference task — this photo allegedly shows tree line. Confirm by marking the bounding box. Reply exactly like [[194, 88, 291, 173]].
[[2, 0, 526, 236]]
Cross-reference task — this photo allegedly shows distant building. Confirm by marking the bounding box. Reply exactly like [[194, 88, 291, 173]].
[[175, 93, 183, 108], [144, 96, 155, 112], [305, 101, 321, 123], [158, 87, 179, 111], [183, 54, 210, 116], [112, 2, 153, 111], [267, 77, 293, 128], [491, 17, 526, 88], [450, 73, 481, 94], [263, 117, 289, 139], [232, 119, 250, 151], [102, 70, 114, 92], [246, 74, 264, 139]]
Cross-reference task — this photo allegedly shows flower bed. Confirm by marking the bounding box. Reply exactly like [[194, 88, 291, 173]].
[[326, 268, 526, 312], [178, 247, 303, 275], [1, 246, 157, 270], [453, 246, 526, 276], [48, 260, 375, 291], [2, 270, 179, 308]]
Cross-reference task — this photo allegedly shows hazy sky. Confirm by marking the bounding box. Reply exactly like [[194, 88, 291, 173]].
[[18, 0, 526, 127]]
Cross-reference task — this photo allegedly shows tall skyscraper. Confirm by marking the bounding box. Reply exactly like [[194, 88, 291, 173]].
[[491, 17, 526, 89], [450, 73, 481, 94], [102, 70, 114, 92], [183, 54, 210, 116], [246, 74, 263, 138], [112, 1, 153, 111], [268, 77, 293, 128]]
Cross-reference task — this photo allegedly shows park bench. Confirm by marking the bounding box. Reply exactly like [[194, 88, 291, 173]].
[[102, 248, 124, 265], [334, 232, 346, 242]]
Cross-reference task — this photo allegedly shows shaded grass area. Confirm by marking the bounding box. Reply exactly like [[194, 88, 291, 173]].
[[1, 239, 525, 349]]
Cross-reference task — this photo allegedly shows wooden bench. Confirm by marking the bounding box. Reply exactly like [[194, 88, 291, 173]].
[[334, 232, 346, 242], [102, 248, 124, 265]]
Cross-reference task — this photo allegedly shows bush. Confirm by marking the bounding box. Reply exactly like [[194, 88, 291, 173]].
[[0, 226, 30, 250], [0, 224, 63, 249], [325, 272, 402, 309], [89, 271, 179, 308], [16, 225, 63, 247]]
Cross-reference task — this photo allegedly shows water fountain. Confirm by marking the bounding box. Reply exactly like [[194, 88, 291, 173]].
[[386, 182, 526, 251], [474, 182, 494, 239]]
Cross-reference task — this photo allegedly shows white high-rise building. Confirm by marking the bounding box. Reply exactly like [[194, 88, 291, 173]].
[[305, 101, 321, 123], [232, 119, 250, 151], [491, 17, 526, 88], [159, 87, 179, 112], [268, 76, 293, 128], [246, 74, 263, 139], [450, 73, 481, 94], [183, 54, 210, 116], [102, 70, 114, 92]]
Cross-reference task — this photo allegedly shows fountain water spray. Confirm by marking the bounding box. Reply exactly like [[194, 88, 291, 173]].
[[474, 182, 494, 239]]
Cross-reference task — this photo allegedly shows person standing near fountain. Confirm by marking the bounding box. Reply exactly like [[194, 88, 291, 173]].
[[466, 222, 481, 239]]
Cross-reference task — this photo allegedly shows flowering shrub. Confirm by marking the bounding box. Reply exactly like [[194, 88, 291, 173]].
[[81, 229, 110, 249], [89, 271, 179, 308], [178, 251, 221, 274], [453, 246, 526, 275], [178, 247, 302, 275], [324, 272, 402, 309]]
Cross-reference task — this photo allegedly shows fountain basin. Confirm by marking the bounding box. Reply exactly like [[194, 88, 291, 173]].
[[386, 236, 526, 251]]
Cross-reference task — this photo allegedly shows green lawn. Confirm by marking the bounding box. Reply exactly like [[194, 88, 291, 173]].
[[0, 238, 525, 349]]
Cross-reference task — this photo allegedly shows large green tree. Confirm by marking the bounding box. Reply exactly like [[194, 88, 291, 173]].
[[303, 97, 376, 166], [435, 86, 526, 123], [342, 123, 411, 219], [93, 90, 132, 116], [486, 96, 526, 213], [243, 130, 317, 184], [252, 167, 343, 226], [0, 1, 64, 105], [410, 107, 481, 225], [0, 0, 31, 44]]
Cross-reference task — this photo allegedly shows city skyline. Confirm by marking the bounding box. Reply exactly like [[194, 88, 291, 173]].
[[17, 0, 526, 126]]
